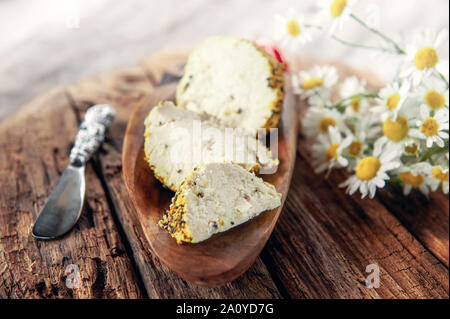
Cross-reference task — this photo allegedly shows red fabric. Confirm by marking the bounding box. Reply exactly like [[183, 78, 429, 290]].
[[256, 39, 288, 72]]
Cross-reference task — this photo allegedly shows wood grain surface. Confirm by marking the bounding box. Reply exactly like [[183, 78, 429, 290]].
[[0, 49, 448, 299]]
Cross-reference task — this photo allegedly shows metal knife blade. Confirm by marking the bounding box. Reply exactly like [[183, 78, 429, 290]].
[[32, 165, 85, 239], [32, 104, 115, 240]]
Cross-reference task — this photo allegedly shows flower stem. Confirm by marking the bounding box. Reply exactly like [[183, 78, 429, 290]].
[[331, 35, 398, 53], [388, 176, 402, 185], [438, 71, 450, 90], [418, 143, 449, 164], [305, 23, 401, 54], [350, 13, 406, 55], [330, 92, 379, 112]]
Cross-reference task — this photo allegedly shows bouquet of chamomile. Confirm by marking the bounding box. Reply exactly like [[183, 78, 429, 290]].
[[273, 1, 449, 198]]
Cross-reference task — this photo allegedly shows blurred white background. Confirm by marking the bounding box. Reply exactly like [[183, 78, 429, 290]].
[[0, 0, 448, 121]]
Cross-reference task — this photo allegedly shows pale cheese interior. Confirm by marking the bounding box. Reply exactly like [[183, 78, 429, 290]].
[[177, 163, 281, 243], [176, 36, 278, 128]]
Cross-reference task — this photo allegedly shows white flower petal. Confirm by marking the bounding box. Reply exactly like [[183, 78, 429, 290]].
[[338, 157, 348, 167], [360, 180, 368, 195], [403, 184, 412, 195], [349, 179, 361, 194], [443, 183, 449, 194], [373, 138, 386, 157], [369, 183, 377, 198], [435, 137, 444, 147], [420, 104, 429, 119], [438, 131, 449, 139], [374, 178, 386, 188], [435, 28, 449, 48]]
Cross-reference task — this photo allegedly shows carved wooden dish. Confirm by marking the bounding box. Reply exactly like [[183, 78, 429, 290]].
[[122, 79, 298, 286]]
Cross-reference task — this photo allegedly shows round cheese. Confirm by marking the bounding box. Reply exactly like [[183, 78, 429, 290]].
[[176, 36, 284, 129]]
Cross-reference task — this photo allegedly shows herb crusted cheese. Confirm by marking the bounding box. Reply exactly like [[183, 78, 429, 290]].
[[159, 163, 282, 244], [176, 36, 284, 129], [144, 101, 279, 191]]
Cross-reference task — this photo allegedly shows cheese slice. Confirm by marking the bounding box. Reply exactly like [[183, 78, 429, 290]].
[[176, 36, 284, 129], [144, 101, 278, 191], [159, 163, 282, 243]]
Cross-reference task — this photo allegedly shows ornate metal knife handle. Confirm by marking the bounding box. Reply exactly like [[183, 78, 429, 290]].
[[69, 104, 116, 166]]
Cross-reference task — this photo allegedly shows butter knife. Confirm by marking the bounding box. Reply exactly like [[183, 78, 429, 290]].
[[32, 104, 115, 240]]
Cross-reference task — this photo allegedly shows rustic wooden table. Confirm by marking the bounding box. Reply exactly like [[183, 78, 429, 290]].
[[0, 0, 449, 299], [0, 48, 448, 299]]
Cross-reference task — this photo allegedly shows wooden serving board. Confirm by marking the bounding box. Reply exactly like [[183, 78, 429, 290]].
[[0, 48, 448, 298], [122, 79, 297, 286]]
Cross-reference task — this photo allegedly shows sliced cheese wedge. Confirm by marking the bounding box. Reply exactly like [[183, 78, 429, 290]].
[[176, 36, 284, 129], [144, 101, 278, 191], [159, 163, 282, 243]]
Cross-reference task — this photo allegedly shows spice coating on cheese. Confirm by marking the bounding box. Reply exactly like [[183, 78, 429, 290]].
[[159, 163, 282, 244]]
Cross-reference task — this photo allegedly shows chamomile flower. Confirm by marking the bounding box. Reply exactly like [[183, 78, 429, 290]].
[[317, 0, 356, 35], [301, 106, 346, 138], [372, 80, 411, 121], [345, 138, 365, 164], [410, 105, 449, 148], [344, 116, 379, 165], [416, 77, 449, 111], [339, 140, 401, 198], [401, 28, 449, 86], [312, 126, 352, 174], [374, 109, 417, 155], [397, 163, 432, 196], [275, 9, 313, 51], [292, 65, 339, 101], [403, 140, 421, 157], [426, 165, 449, 194], [339, 76, 370, 116]]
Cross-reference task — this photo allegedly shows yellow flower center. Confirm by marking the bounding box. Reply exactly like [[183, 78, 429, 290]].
[[400, 172, 424, 188], [286, 20, 301, 37], [356, 156, 381, 181], [405, 143, 419, 155], [351, 97, 361, 112], [348, 141, 363, 157], [386, 93, 400, 110], [420, 117, 439, 137], [326, 143, 339, 161], [432, 167, 449, 182], [382, 116, 409, 142], [425, 89, 446, 110], [330, 0, 347, 18], [302, 77, 323, 90], [414, 47, 439, 70], [319, 117, 337, 133]]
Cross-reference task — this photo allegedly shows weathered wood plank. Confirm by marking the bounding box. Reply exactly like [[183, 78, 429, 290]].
[[376, 189, 449, 267], [65, 66, 283, 298], [0, 89, 144, 298], [260, 143, 449, 298], [1, 48, 448, 299], [257, 57, 449, 298]]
